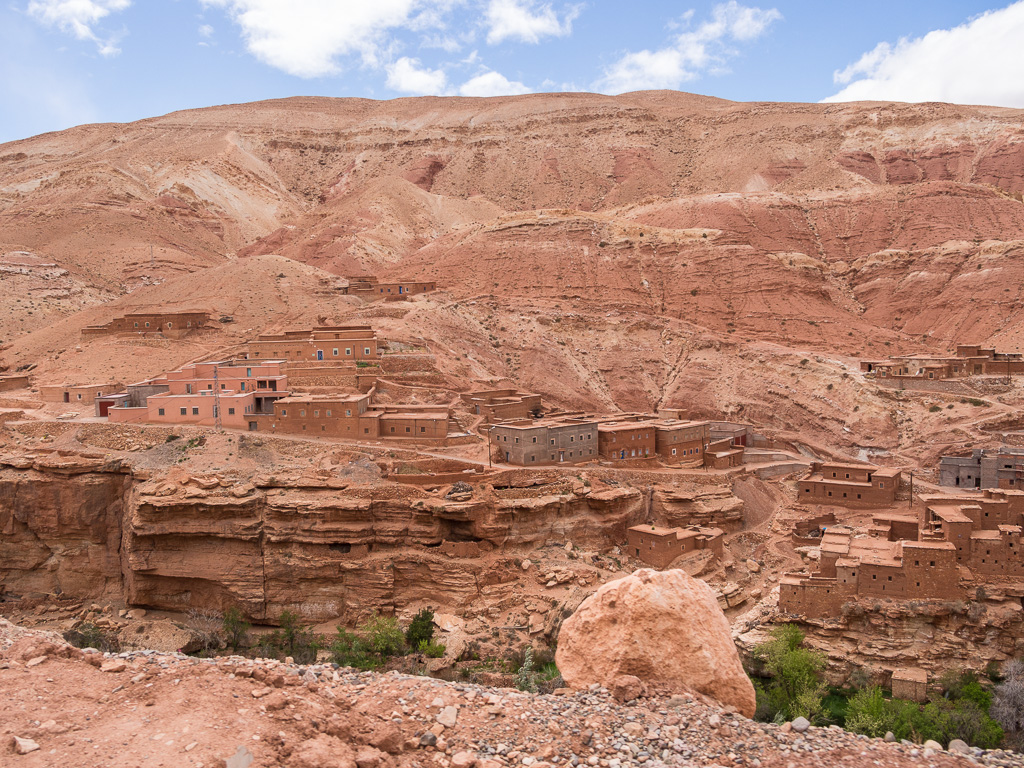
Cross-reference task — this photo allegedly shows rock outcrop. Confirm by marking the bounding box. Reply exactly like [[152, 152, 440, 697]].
[[556, 568, 756, 717]]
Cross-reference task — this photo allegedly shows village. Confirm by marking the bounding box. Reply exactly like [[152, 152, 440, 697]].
[[7, 288, 1024, 703]]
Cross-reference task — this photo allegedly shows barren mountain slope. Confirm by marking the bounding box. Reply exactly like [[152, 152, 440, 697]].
[[3, 92, 1024, 458]]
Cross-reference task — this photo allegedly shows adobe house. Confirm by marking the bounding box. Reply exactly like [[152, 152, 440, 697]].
[[654, 420, 710, 464], [344, 275, 436, 301], [626, 524, 725, 569], [40, 382, 124, 407], [798, 462, 901, 505], [0, 374, 31, 392], [107, 360, 288, 429], [598, 421, 656, 461], [705, 437, 744, 469], [780, 488, 1024, 619], [255, 389, 452, 441], [489, 417, 598, 465], [246, 325, 379, 364], [460, 389, 543, 424], [940, 447, 1024, 490], [81, 310, 210, 339], [861, 343, 1024, 380], [891, 668, 928, 703]]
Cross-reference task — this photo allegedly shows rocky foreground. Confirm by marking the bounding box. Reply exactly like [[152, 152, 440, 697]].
[[0, 619, 1017, 768]]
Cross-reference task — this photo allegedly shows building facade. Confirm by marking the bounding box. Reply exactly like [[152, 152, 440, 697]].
[[798, 462, 901, 505], [489, 418, 598, 465]]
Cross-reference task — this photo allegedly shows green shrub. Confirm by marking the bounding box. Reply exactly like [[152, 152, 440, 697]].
[[267, 610, 322, 664], [222, 606, 251, 650], [63, 622, 120, 653], [418, 639, 446, 658], [929, 405, 942, 413], [405, 608, 435, 649], [331, 628, 380, 670], [362, 614, 405, 658], [752, 624, 827, 723], [516, 646, 538, 693]]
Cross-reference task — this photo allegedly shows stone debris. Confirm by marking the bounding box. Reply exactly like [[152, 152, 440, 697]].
[[12, 735, 41, 754], [0, 617, 1021, 768]]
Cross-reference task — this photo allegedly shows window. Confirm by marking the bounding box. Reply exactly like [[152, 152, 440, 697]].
[[406, 427, 411, 433], [390, 427, 395, 433], [281, 409, 287, 416], [228, 408, 235, 415], [246, 368, 252, 377], [364, 347, 370, 355], [346, 348, 352, 355], [180, 408, 187, 415], [192, 407, 199, 415], [158, 408, 165, 416], [134, 322, 139, 328], [421, 426, 426, 433], [333, 348, 339, 356], [314, 410, 320, 417], [77, 393, 82, 400], [145, 322, 150, 328], [300, 410, 306, 417], [515, 437, 519, 443], [532, 437, 537, 443]]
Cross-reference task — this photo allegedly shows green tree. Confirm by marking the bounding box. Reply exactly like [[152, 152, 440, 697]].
[[753, 624, 828, 722], [330, 627, 379, 670], [269, 610, 321, 664], [222, 606, 251, 650], [362, 613, 405, 658], [405, 608, 435, 650]]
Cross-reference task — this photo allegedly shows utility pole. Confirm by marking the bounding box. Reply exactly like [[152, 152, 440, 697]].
[[213, 364, 222, 431]]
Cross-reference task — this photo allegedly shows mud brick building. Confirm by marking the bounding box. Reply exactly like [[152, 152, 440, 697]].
[[598, 421, 656, 461], [654, 420, 710, 465], [891, 668, 929, 703], [489, 417, 598, 465], [780, 488, 1024, 618], [798, 462, 901, 505], [627, 524, 725, 568], [344, 276, 436, 301], [246, 325, 379, 363], [41, 382, 124, 407], [81, 311, 210, 338], [107, 360, 289, 429], [861, 343, 1024, 381], [256, 390, 452, 441], [460, 389, 543, 424], [940, 447, 1024, 490]]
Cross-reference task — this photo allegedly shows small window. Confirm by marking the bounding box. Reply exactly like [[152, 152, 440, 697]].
[[406, 427, 411, 433], [346, 409, 352, 417], [192, 407, 199, 415], [333, 348, 339, 356], [364, 347, 370, 355], [158, 408, 165, 416], [281, 409, 287, 416], [421, 426, 426, 433], [314, 410, 320, 417], [228, 408, 235, 415], [300, 410, 306, 417], [180, 408, 187, 415]]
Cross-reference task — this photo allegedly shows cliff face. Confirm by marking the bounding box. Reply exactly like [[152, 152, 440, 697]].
[[0, 455, 649, 622], [738, 598, 1024, 682]]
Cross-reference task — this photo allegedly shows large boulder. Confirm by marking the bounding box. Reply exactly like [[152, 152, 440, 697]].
[[555, 568, 756, 717]]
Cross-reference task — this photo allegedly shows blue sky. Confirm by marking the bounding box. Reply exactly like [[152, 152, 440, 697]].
[[2, 1, 1023, 144]]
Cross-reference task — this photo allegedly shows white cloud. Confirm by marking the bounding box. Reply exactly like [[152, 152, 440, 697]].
[[386, 56, 449, 95], [198, 24, 214, 38], [594, 1, 781, 93], [823, 2, 1024, 107], [458, 70, 530, 96], [201, 0, 425, 77], [484, 0, 579, 45], [26, 0, 132, 56]]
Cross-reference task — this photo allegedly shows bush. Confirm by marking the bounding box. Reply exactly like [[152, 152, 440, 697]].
[[844, 685, 1003, 748], [516, 646, 538, 693], [405, 608, 435, 649], [63, 622, 120, 653], [266, 610, 322, 664], [418, 639, 446, 658], [330, 628, 380, 670], [929, 405, 942, 412], [223, 606, 251, 650], [185, 607, 222, 653], [362, 614, 405, 658], [752, 624, 827, 723]]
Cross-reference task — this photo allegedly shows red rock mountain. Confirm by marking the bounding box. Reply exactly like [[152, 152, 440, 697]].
[[3, 91, 1024, 459]]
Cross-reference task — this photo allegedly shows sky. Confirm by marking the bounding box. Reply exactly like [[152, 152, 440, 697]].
[[2, 0, 1024, 144]]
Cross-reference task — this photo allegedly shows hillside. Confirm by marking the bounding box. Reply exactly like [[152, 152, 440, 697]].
[[3, 91, 1024, 459]]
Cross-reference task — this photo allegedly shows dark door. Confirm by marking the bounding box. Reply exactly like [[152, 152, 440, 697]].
[[63, 392, 70, 403]]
